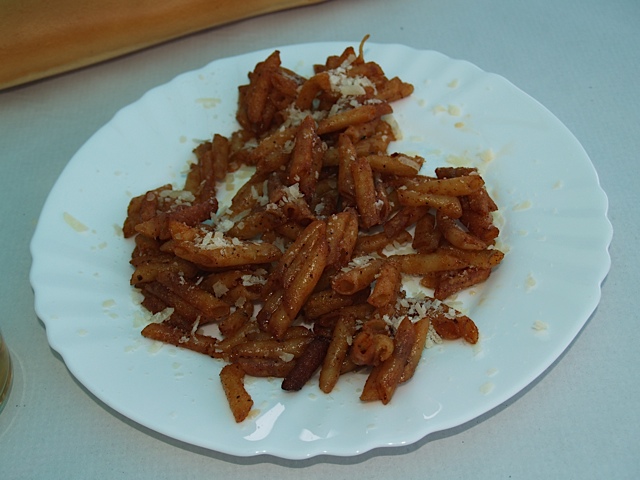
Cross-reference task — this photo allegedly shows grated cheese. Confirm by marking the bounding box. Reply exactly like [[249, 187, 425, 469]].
[[212, 281, 229, 298], [279, 183, 304, 204], [341, 254, 379, 273], [250, 181, 269, 207], [281, 105, 328, 129], [197, 230, 233, 249], [327, 60, 376, 97], [241, 270, 268, 287], [149, 307, 175, 324], [279, 353, 295, 362], [158, 189, 195, 205], [532, 320, 549, 331], [425, 322, 443, 348]]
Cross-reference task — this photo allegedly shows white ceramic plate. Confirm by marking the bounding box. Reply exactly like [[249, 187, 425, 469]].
[[30, 42, 612, 459]]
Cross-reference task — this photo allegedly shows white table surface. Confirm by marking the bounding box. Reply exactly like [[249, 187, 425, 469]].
[[1, 0, 637, 478]]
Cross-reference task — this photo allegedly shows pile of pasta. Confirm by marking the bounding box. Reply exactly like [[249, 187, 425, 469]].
[[123, 38, 504, 422]]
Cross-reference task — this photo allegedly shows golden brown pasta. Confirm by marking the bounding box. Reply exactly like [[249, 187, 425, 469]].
[[331, 256, 385, 295], [374, 317, 417, 404], [319, 314, 358, 393], [124, 38, 504, 421], [367, 260, 402, 309], [220, 363, 254, 423]]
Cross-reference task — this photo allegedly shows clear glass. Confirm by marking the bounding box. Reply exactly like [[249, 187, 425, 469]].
[[0, 328, 12, 414]]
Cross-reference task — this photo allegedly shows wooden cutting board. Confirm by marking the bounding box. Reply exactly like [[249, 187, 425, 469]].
[[0, 0, 327, 90]]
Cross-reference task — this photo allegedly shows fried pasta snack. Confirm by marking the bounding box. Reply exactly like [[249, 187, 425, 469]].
[[124, 37, 504, 422]]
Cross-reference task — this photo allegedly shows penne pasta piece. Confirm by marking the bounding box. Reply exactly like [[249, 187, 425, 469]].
[[281, 337, 331, 391], [390, 252, 467, 275], [366, 153, 424, 177], [351, 156, 382, 229], [367, 260, 402, 309], [319, 314, 358, 393], [332, 256, 385, 295], [396, 188, 463, 218], [220, 363, 254, 423], [375, 317, 417, 404]]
